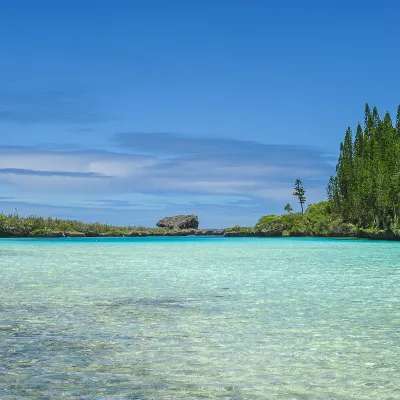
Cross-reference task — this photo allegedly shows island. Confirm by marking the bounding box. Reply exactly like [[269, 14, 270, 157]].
[[1, 104, 400, 241]]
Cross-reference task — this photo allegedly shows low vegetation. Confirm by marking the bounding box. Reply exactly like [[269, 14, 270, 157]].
[[226, 201, 356, 237], [228, 104, 400, 240], [0, 211, 174, 237]]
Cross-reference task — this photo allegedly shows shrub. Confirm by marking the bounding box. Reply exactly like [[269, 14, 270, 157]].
[[254, 215, 283, 232]]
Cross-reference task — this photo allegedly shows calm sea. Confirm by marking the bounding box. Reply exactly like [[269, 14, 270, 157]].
[[0, 237, 399, 399]]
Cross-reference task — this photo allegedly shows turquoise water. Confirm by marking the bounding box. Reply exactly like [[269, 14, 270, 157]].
[[0, 237, 399, 399]]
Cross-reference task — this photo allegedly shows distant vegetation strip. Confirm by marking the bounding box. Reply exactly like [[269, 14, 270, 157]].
[[0, 201, 394, 239], [0, 212, 223, 237], [225, 201, 358, 237]]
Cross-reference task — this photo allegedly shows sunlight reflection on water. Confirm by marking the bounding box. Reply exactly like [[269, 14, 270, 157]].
[[0, 237, 399, 399]]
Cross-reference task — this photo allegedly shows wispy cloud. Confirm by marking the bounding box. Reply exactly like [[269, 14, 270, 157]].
[[0, 89, 106, 124], [113, 131, 335, 162], [0, 168, 109, 178], [0, 133, 335, 225], [110, 132, 334, 198]]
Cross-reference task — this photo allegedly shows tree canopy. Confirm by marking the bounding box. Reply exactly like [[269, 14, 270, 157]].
[[327, 103, 400, 230]]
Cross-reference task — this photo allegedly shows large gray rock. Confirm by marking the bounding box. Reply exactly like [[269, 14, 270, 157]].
[[156, 214, 199, 230]]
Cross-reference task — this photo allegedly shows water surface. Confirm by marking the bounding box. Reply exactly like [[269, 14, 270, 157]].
[[1, 237, 399, 399]]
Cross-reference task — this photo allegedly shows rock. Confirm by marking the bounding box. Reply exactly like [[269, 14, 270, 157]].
[[195, 229, 224, 236], [224, 231, 255, 237], [156, 214, 199, 230], [29, 230, 65, 238], [357, 229, 397, 240], [163, 230, 189, 236], [129, 231, 154, 237], [46, 231, 65, 237], [287, 230, 308, 237], [138, 231, 154, 237], [99, 232, 124, 237], [98, 231, 128, 237], [65, 231, 86, 237], [1, 227, 32, 237], [84, 232, 100, 237], [258, 228, 283, 237]]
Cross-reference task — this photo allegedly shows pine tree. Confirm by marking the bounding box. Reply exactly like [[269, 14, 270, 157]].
[[364, 103, 374, 142], [354, 123, 364, 158], [328, 104, 400, 230], [335, 128, 354, 220], [293, 179, 306, 214], [352, 123, 365, 221], [372, 106, 380, 127], [284, 203, 293, 214], [327, 176, 339, 213], [364, 103, 371, 129]]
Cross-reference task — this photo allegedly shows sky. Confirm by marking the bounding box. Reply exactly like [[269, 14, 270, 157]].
[[0, 0, 399, 228]]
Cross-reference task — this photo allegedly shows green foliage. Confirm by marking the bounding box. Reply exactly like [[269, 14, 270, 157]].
[[254, 215, 282, 232], [224, 226, 254, 236], [254, 213, 309, 236], [284, 203, 293, 213], [305, 201, 334, 236], [254, 201, 357, 237], [390, 218, 400, 236], [224, 225, 253, 233], [328, 104, 400, 230], [396, 105, 400, 134], [0, 211, 157, 237], [280, 213, 309, 235]]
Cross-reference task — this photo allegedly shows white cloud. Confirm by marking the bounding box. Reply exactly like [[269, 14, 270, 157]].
[[0, 138, 333, 219]]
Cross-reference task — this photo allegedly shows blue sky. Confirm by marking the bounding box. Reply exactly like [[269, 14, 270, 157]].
[[0, 0, 399, 227]]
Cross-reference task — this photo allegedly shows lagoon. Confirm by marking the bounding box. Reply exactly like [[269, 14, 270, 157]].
[[0, 237, 399, 399]]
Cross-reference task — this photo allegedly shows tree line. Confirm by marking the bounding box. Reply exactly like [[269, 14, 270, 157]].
[[327, 103, 400, 230]]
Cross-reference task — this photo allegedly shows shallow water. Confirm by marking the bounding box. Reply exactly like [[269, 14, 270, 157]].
[[0, 237, 399, 399]]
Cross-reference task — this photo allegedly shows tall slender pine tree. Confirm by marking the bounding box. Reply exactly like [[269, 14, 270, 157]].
[[396, 105, 400, 134], [328, 104, 400, 229]]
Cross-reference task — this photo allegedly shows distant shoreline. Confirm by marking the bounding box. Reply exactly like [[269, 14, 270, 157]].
[[2, 209, 400, 241], [1, 229, 400, 241]]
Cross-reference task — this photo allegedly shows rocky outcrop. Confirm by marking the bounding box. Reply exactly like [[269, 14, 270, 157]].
[[65, 231, 85, 237], [0, 227, 33, 237], [28, 230, 84, 238], [257, 229, 283, 237], [357, 229, 399, 240], [196, 229, 224, 236], [224, 231, 248, 237], [156, 214, 199, 230], [29, 230, 65, 237], [129, 231, 155, 237], [224, 231, 256, 237], [162, 230, 190, 236]]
